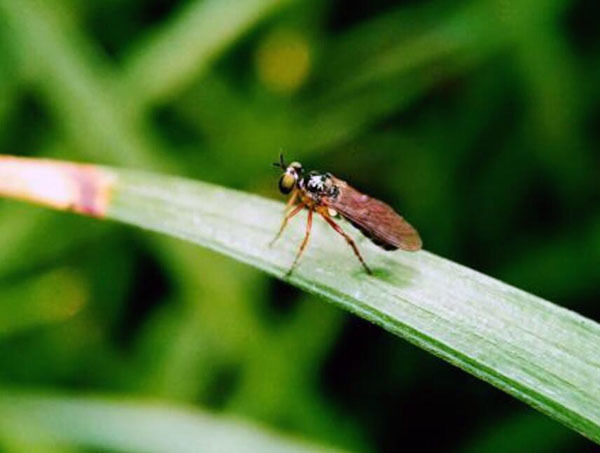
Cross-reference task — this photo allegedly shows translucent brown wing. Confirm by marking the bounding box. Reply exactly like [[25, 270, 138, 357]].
[[323, 177, 422, 251]]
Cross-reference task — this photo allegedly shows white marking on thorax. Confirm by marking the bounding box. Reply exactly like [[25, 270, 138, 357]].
[[308, 175, 326, 190]]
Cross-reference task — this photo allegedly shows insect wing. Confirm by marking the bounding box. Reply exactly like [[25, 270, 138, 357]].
[[324, 177, 422, 251]]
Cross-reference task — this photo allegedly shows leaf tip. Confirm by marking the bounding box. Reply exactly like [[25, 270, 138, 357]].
[[0, 155, 116, 217]]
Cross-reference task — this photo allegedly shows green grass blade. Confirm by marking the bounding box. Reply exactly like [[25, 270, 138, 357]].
[[0, 391, 342, 452], [123, 0, 294, 107], [1, 156, 599, 443]]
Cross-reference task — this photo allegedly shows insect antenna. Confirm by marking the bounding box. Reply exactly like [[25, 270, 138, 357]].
[[272, 153, 286, 170]]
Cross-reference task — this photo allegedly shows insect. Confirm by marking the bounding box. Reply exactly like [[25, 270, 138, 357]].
[[271, 154, 422, 275]]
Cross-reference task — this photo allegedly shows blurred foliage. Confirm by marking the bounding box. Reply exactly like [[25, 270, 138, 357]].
[[0, 0, 598, 451]]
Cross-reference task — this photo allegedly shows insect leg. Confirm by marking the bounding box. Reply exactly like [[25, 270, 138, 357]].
[[284, 189, 299, 213], [270, 202, 305, 246], [286, 208, 313, 276], [318, 209, 372, 275]]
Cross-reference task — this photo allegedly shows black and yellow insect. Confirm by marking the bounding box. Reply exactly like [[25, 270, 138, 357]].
[[272, 155, 422, 275]]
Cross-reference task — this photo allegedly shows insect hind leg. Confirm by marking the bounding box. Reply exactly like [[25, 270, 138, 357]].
[[318, 208, 372, 275], [286, 208, 313, 276]]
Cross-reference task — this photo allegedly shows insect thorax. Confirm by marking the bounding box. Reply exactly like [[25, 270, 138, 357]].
[[299, 171, 339, 202]]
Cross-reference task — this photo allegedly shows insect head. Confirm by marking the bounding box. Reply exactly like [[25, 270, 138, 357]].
[[273, 154, 303, 194]]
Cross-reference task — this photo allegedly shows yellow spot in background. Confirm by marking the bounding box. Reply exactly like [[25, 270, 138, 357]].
[[36, 269, 88, 321], [255, 29, 311, 95]]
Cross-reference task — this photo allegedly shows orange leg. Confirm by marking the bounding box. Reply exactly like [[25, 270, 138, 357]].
[[286, 208, 313, 276], [270, 202, 305, 246], [318, 209, 372, 275], [284, 189, 299, 213]]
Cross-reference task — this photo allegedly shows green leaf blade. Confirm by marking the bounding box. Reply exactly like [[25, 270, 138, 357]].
[[107, 168, 600, 443], [0, 392, 342, 453], [0, 157, 598, 443]]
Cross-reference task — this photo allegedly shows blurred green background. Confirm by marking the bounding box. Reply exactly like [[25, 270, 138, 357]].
[[0, 0, 598, 451]]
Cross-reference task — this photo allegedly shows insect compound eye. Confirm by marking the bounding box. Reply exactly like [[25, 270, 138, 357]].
[[278, 173, 296, 194]]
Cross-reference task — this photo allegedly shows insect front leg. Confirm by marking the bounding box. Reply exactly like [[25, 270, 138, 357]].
[[286, 207, 313, 276], [284, 189, 299, 213], [270, 202, 305, 246], [318, 208, 372, 275]]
